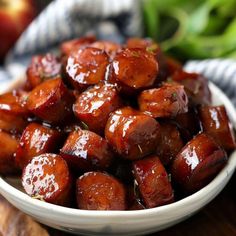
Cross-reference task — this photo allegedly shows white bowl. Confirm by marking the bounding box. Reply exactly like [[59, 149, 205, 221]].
[[0, 80, 236, 236]]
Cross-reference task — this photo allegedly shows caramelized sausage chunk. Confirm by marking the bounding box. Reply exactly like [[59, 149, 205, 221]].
[[73, 83, 122, 134], [198, 105, 236, 151], [26, 78, 74, 124], [172, 71, 211, 106], [156, 122, 184, 166], [66, 47, 109, 90], [90, 41, 122, 59], [126, 37, 159, 55], [105, 107, 160, 160], [60, 130, 113, 171], [138, 83, 188, 118], [133, 156, 174, 208], [15, 123, 62, 169], [0, 112, 28, 134], [0, 90, 29, 133], [109, 48, 158, 94], [76, 172, 126, 210], [0, 131, 19, 175], [26, 54, 62, 90], [126, 38, 168, 82], [60, 35, 96, 57], [171, 133, 227, 193], [22, 154, 72, 206]]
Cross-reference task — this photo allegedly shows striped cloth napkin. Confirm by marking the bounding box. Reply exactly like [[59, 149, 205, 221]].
[[0, 0, 236, 107]]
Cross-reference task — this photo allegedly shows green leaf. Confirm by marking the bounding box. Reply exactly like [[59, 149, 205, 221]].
[[143, 0, 236, 61], [143, 0, 160, 39], [186, 3, 210, 34]]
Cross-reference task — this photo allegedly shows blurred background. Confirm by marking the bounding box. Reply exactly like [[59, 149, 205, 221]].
[[1, 0, 236, 64], [0, 0, 51, 64], [144, 0, 236, 61]]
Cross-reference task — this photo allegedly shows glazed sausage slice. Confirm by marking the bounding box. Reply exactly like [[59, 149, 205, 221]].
[[26, 78, 74, 124], [60, 35, 96, 56], [66, 47, 109, 91], [22, 154, 72, 206], [126, 38, 168, 82], [126, 37, 159, 55], [171, 133, 227, 193], [15, 123, 63, 169], [109, 48, 158, 94], [138, 83, 188, 118], [198, 105, 236, 151], [90, 40, 122, 59], [73, 83, 122, 134], [0, 131, 19, 175], [60, 130, 113, 171], [26, 53, 61, 89], [133, 156, 174, 208], [172, 70, 211, 106], [0, 90, 29, 133], [0, 90, 29, 115], [76, 172, 126, 210], [156, 122, 184, 166], [105, 107, 160, 160], [0, 113, 27, 134]]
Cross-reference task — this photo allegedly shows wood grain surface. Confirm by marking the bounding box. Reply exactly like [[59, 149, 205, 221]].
[[1, 172, 236, 236]]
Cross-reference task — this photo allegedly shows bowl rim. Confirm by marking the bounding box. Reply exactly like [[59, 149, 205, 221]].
[[0, 82, 236, 219]]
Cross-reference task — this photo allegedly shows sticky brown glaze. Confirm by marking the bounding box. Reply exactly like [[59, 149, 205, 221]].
[[0, 131, 19, 175], [26, 54, 62, 90], [15, 123, 63, 169], [76, 172, 126, 210], [138, 83, 188, 118], [174, 108, 201, 141], [105, 107, 160, 160], [26, 78, 75, 124], [108, 48, 159, 94], [60, 130, 113, 171], [73, 83, 122, 134], [126, 37, 168, 83], [126, 37, 160, 55], [198, 105, 236, 151], [172, 70, 211, 106], [156, 122, 184, 166], [66, 47, 110, 91], [60, 35, 96, 57], [133, 156, 174, 208], [22, 154, 72, 206], [0, 90, 29, 133], [171, 133, 227, 193], [90, 40, 122, 59]]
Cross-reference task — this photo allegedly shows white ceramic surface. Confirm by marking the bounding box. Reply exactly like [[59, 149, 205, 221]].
[[0, 80, 236, 236]]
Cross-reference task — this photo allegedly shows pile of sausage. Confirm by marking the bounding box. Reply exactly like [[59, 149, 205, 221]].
[[0, 36, 235, 211]]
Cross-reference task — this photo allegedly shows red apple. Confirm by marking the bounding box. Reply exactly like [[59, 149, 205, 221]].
[[0, 0, 36, 61]]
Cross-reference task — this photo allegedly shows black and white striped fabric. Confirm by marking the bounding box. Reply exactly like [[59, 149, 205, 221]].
[[1, 0, 142, 91], [8, 0, 142, 59], [0, 0, 236, 108]]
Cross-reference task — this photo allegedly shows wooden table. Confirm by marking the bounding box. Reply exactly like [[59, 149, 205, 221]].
[[1, 172, 236, 236]]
